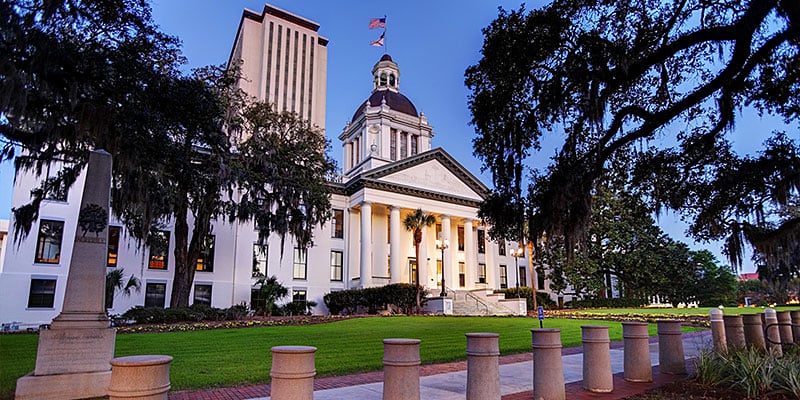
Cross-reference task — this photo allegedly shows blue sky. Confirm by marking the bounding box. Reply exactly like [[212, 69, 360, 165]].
[[2, 0, 774, 272]]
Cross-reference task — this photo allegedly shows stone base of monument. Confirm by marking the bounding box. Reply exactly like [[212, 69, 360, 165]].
[[15, 370, 111, 400], [16, 327, 115, 399], [34, 327, 116, 375]]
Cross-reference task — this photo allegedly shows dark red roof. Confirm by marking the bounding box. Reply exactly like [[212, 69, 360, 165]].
[[351, 89, 418, 122], [380, 54, 393, 62]]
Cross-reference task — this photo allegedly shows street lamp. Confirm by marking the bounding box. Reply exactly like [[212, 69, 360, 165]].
[[436, 238, 449, 297], [512, 247, 524, 298]]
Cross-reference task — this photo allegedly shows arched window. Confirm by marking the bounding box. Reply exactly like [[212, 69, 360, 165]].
[[380, 72, 387, 86], [389, 74, 396, 87]]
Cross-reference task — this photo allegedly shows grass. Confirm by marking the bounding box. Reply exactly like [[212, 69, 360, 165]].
[[0, 315, 700, 398]]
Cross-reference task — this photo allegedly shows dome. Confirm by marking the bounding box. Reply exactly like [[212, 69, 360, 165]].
[[351, 89, 418, 122]]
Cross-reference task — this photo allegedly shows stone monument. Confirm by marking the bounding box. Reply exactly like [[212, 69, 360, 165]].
[[16, 150, 116, 399]]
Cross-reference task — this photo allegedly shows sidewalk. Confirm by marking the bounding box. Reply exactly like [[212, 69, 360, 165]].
[[169, 330, 710, 400]]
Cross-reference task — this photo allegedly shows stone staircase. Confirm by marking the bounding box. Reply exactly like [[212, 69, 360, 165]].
[[448, 289, 526, 316]]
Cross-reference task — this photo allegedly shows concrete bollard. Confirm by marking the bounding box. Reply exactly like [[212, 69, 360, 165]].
[[383, 339, 421, 400], [776, 311, 794, 345], [723, 315, 746, 350], [742, 314, 766, 351], [792, 311, 800, 344], [270, 346, 316, 400], [581, 325, 613, 393], [108, 355, 172, 400], [532, 328, 565, 400], [466, 333, 500, 400], [709, 309, 727, 353], [622, 322, 652, 383], [764, 309, 782, 357], [656, 320, 686, 375]]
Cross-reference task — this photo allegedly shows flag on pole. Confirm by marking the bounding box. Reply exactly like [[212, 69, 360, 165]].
[[369, 17, 386, 29], [370, 32, 385, 47]]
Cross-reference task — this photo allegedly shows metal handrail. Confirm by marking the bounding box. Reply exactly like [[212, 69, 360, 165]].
[[454, 288, 490, 315], [763, 322, 798, 346]]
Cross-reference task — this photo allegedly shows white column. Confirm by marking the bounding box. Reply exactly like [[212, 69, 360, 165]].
[[464, 219, 475, 288], [360, 202, 372, 288], [389, 206, 402, 284], [441, 215, 452, 292]]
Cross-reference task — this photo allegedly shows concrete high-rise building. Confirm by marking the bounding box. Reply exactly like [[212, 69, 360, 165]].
[[229, 4, 328, 129]]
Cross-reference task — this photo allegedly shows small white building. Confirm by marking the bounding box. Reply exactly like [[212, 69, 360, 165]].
[[0, 4, 553, 326]]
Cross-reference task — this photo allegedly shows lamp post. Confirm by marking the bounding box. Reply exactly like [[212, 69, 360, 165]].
[[436, 238, 449, 297], [512, 247, 524, 298]]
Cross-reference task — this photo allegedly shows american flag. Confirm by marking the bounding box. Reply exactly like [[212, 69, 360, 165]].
[[369, 17, 386, 29]]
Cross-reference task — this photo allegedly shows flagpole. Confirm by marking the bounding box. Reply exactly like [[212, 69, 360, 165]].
[[384, 14, 388, 54]]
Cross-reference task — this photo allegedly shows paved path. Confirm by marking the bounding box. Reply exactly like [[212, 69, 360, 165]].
[[169, 330, 710, 400]]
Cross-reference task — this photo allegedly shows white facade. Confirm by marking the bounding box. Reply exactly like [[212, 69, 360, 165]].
[[229, 4, 328, 131], [0, 4, 549, 326]]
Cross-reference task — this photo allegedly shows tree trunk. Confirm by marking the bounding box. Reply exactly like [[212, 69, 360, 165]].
[[170, 203, 192, 308], [414, 229, 422, 315], [527, 241, 538, 313]]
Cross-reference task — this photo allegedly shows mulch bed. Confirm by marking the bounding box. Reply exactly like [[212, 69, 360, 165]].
[[625, 380, 795, 400]]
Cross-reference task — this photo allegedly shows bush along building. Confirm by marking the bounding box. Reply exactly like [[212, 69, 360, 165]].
[[0, 4, 554, 327]]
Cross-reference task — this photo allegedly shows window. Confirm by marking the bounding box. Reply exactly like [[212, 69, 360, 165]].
[[459, 262, 466, 287], [477, 230, 486, 254], [537, 268, 546, 290], [107, 226, 121, 267], [380, 72, 387, 86], [499, 265, 508, 289], [144, 282, 166, 308], [293, 289, 307, 303], [519, 266, 527, 287], [478, 263, 487, 284], [389, 73, 396, 87], [193, 284, 212, 306], [387, 215, 391, 243], [457, 226, 465, 251], [196, 235, 215, 272], [148, 230, 169, 270], [400, 132, 408, 159], [390, 129, 397, 161], [408, 258, 417, 284], [331, 209, 344, 238], [410, 135, 418, 156], [44, 163, 67, 201], [252, 244, 268, 277], [436, 259, 443, 287], [330, 250, 343, 281], [28, 278, 56, 308], [436, 224, 442, 240], [293, 247, 307, 280], [498, 239, 506, 256], [34, 220, 64, 264]]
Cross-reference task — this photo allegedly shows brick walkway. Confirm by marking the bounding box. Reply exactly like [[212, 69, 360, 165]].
[[169, 335, 695, 400]]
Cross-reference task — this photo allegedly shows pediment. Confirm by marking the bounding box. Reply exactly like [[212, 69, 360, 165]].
[[377, 160, 483, 201], [355, 148, 488, 202]]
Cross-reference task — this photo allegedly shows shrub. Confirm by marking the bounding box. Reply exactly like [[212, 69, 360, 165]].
[[494, 287, 556, 309], [120, 304, 252, 325], [323, 284, 429, 315], [565, 297, 648, 308]]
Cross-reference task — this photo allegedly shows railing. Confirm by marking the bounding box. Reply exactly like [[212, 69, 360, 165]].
[[449, 287, 490, 315]]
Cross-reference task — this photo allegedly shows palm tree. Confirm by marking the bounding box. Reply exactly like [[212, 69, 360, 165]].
[[253, 275, 289, 316], [403, 208, 436, 314], [106, 269, 142, 309]]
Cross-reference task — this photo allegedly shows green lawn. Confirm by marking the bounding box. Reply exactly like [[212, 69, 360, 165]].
[[0, 316, 699, 398]]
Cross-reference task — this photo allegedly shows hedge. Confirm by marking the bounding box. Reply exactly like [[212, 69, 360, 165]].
[[323, 284, 429, 315], [494, 287, 557, 309]]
